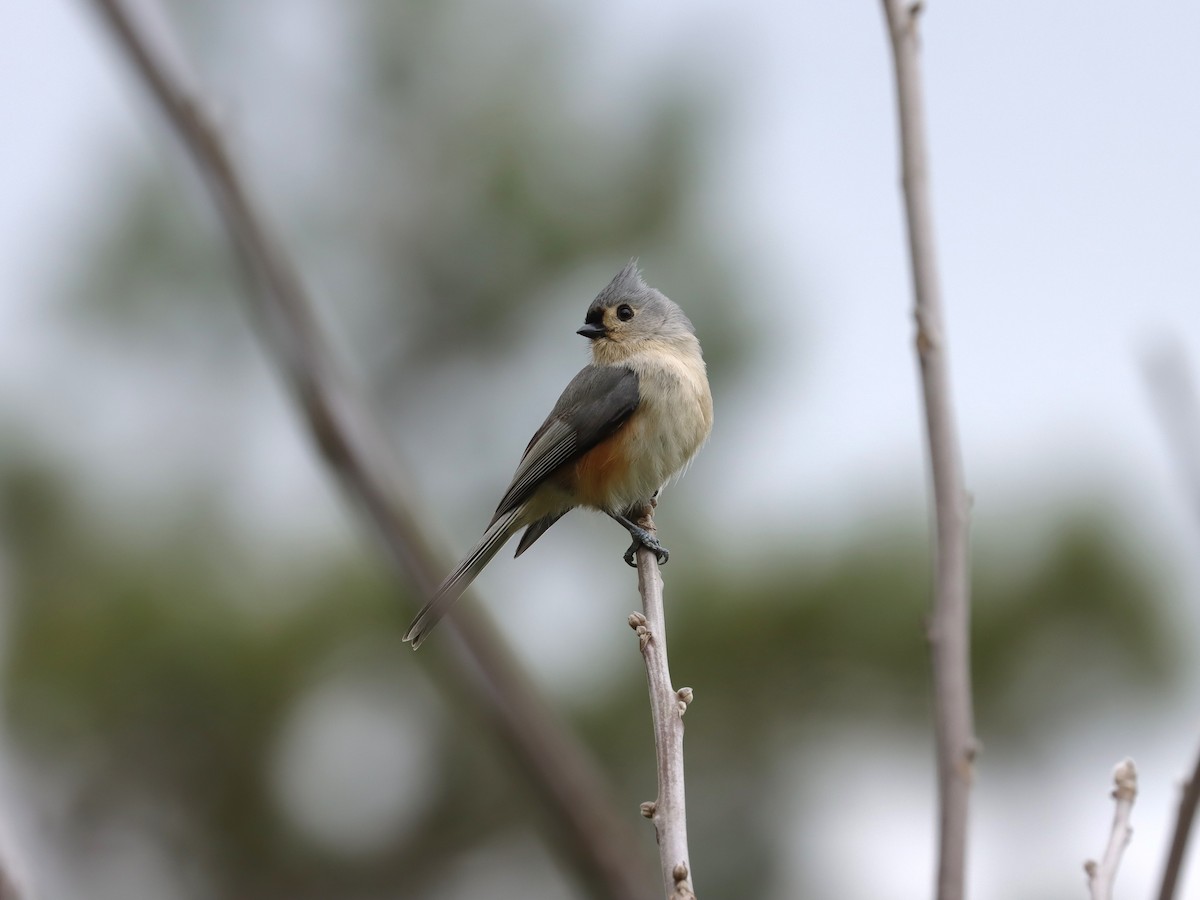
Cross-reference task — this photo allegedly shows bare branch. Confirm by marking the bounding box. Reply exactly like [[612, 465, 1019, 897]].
[[85, 2, 654, 897], [878, 3, 976, 899], [628, 508, 696, 899], [1085, 759, 1138, 900]]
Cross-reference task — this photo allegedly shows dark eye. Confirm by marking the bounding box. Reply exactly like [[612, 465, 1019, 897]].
[[616, 304, 634, 321]]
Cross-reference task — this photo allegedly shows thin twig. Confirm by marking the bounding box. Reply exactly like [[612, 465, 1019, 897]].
[[1143, 346, 1200, 900], [86, 2, 654, 897], [878, 4, 976, 900], [1085, 759, 1138, 900], [628, 507, 695, 900]]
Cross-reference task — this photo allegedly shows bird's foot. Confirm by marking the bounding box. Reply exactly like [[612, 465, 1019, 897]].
[[608, 510, 670, 567], [622, 527, 670, 568]]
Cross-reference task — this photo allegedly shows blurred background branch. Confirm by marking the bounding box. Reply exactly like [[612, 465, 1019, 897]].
[[1144, 346, 1200, 900], [879, 3, 975, 898], [1145, 346, 1200, 530], [0, 843, 25, 900], [1155, 743, 1200, 900]]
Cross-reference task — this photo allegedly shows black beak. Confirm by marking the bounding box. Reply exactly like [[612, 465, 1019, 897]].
[[576, 322, 607, 340]]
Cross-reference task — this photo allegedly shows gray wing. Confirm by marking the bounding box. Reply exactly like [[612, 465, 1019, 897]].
[[490, 365, 639, 523]]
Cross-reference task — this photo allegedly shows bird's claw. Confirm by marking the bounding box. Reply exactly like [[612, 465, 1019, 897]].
[[623, 537, 669, 568], [609, 510, 670, 567]]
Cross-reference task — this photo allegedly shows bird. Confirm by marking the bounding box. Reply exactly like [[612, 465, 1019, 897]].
[[404, 261, 713, 648]]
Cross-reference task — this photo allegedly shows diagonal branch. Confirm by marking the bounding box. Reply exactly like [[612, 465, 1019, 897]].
[[879, 4, 976, 900], [1156, 745, 1200, 900], [86, 2, 654, 897], [627, 507, 696, 900]]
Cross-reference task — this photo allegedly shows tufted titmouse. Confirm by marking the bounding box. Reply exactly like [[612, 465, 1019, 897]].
[[404, 261, 713, 648]]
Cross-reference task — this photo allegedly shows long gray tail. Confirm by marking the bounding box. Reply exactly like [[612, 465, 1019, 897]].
[[404, 510, 522, 649]]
